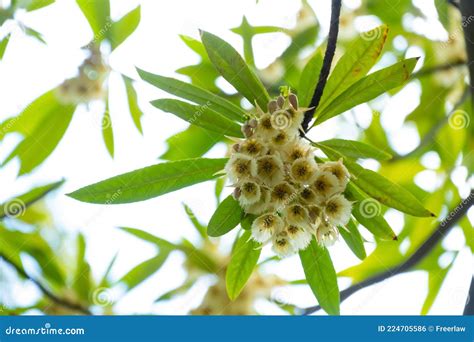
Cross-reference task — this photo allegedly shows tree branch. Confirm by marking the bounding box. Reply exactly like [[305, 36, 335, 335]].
[[301, 0, 342, 133], [460, 0, 474, 104], [0, 252, 91, 315], [411, 60, 466, 78], [302, 189, 474, 315], [463, 276, 474, 315]]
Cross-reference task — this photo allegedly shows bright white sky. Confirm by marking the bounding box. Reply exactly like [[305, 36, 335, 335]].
[[0, 0, 472, 315]]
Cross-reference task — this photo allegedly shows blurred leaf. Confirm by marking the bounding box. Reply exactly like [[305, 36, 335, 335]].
[[436, 122, 466, 169], [319, 144, 433, 217], [68, 158, 228, 204], [3, 101, 76, 176], [179, 239, 218, 273], [23, 26, 46, 44], [434, 0, 449, 30], [317, 25, 388, 115], [151, 99, 242, 137], [339, 219, 366, 260], [160, 125, 222, 161], [241, 214, 257, 230], [214, 176, 225, 204], [318, 139, 392, 160], [99, 252, 118, 288], [200, 30, 270, 109], [102, 101, 114, 158], [298, 51, 323, 108], [345, 182, 396, 240], [281, 25, 318, 66], [120, 252, 169, 290], [226, 230, 261, 300], [299, 239, 340, 315], [208, 195, 243, 237], [73, 234, 93, 303], [120, 227, 176, 250], [0, 180, 64, 219], [0, 33, 10, 60], [138, 68, 246, 122], [364, 112, 392, 154], [123, 75, 143, 134], [183, 203, 207, 239], [110, 5, 140, 50], [155, 280, 194, 302], [76, 0, 110, 42], [24, 0, 55, 11], [460, 216, 473, 253], [314, 58, 418, 125]]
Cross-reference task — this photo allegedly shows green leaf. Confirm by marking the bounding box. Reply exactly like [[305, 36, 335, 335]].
[[318, 139, 392, 160], [73, 234, 93, 302], [4, 101, 76, 175], [120, 253, 169, 290], [0, 180, 64, 219], [421, 259, 455, 315], [102, 101, 114, 158], [225, 230, 261, 300], [240, 214, 257, 230], [200, 30, 270, 109], [160, 125, 222, 161], [314, 58, 418, 125], [122, 76, 143, 134], [119, 227, 176, 250], [316, 25, 388, 115], [155, 280, 195, 302], [76, 0, 110, 41], [299, 239, 340, 315], [151, 99, 242, 137], [179, 239, 218, 273], [434, 0, 449, 30], [339, 219, 366, 260], [298, 51, 323, 108], [25, 0, 55, 11], [24, 26, 46, 44], [110, 5, 140, 50], [208, 195, 243, 237], [68, 158, 228, 204], [0, 33, 10, 60], [183, 203, 207, 239], [345, 182, 397, 240], [138, 68, 245, 122], [318, 144, 433, 217]]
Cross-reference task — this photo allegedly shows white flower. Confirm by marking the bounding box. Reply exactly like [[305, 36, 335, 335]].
[[316, 221, 339, 246], [256, 155, 284, 186], [225, 153, 257, 183], [299, 187, 317, 204], [239, 139, 267, 157], [286, 225, 312, 250], [323, 194, 352, 226], [272, 231, 296, 257], [271, 182, 296, 208], [312, 170, 344, 203], [255, 113, 275, 140], [284, 204, 310, 229], [243, 188, 271, 215], [320, 159, 350, 188], [290, 157, 318, 184], [252, 213, 284, 243], [239, 181, 261, 206]]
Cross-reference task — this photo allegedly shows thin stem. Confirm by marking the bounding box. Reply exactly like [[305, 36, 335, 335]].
[[303, 190, 474, 315], [0, 252, 91, 315], [460, 0, 474, 105], [463, 276, 474, 315], [301, 0, 342, 133]]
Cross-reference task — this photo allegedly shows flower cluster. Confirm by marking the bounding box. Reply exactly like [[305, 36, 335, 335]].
[[56, 46, 108, 104], [225, 92, 352, 257]]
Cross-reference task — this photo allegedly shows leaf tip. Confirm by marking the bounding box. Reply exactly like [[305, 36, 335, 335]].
[[392, 235, 399, 241]]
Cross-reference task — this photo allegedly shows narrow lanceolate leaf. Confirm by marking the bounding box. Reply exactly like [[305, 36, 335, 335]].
[[0, 180, 64, 219], [316, 25, 389, 115], [318, 144, 433, 217], [151, 99, 242, 138], [345, 182, 396, 240], [226, 230, 261, 300], [339, 219, 366, 260], [26, 0, 55, 11], [120, 252, 169, 290], [0, 34, 11, 60], [119, 227, 176, 250], [200, 30, 270, 109], [208, 195, 243, 237], [299, 239, 340, 315], [76, 0, 110, 41], [110, 5, 141, 50], [137, 68, 245, 122], [314, 58, 418, 125], [298, 51, 323, 108], [123, 76, 143, 134], [318, 139, 392, 160], [4, 102, 76, 175], [102, 102, 114, 158], [68, 158, 228, 204]]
